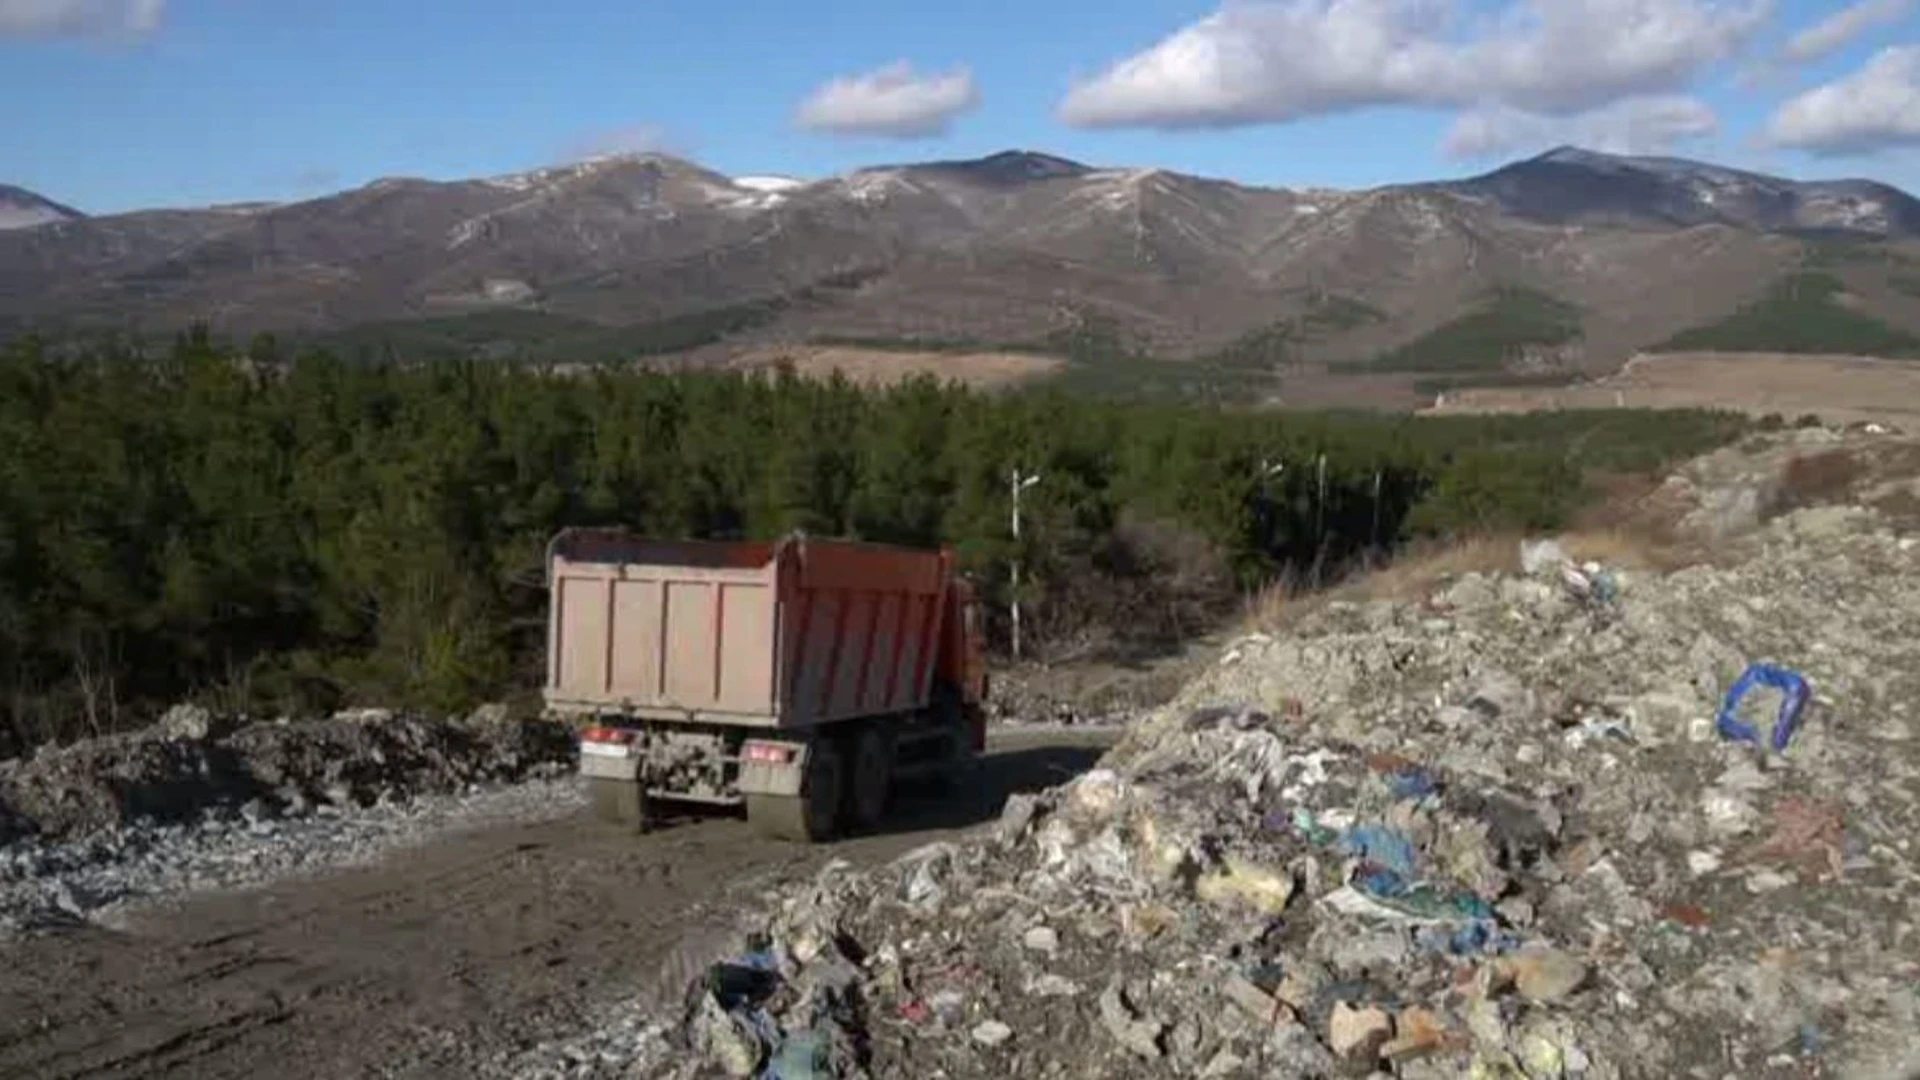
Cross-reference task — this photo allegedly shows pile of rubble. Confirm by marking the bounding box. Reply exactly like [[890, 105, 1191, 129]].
[[0, 704, 575, 844], [642, 430, 1920, 1080], [0, 705, 581, 936]]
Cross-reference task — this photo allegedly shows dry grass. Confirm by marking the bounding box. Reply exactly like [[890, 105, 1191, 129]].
[[1247, 534, 1522, 631], [1564, 469, 1715, 571], [1247, 491, 1705, 635], [1422, 351, 1920, 427], [1770, 448, 1868, 516]]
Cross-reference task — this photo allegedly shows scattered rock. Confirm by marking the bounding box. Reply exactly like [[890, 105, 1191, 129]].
[[157, 703, 219, 741], [1021, 924, 1060, 955], [971, 1019, 1014, 1048], [1381, 1006, 1449, 1061], [1098, 980, 1165, 1059], [1505, 949, 1589, 1004], [1327, 1000, 1393, 1059]]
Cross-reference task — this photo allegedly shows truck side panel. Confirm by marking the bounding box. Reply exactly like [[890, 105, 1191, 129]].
[[779, 573, 946, 728], [775, 539, 951, 728]]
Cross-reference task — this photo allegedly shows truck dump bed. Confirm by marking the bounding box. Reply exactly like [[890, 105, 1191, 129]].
[[544, 530, 956, 729]]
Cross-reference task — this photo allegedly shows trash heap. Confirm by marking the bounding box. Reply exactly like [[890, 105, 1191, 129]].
[[651, 440, 1920, 1080], [0, 705, 574, 844]]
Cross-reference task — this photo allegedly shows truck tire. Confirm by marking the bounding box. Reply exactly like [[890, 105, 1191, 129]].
[[924, 688, 980, 795], [847, 726, 895, 832], [746, 739, 844, 842]]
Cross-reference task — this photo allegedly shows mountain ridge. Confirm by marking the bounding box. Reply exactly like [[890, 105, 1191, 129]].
[[5, 145, 1920, 405], [12, 145, 1919, 223], [0, 184, 84, 231]]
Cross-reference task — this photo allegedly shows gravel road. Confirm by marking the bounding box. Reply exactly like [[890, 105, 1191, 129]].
[[0, 727, 1117, 1080]]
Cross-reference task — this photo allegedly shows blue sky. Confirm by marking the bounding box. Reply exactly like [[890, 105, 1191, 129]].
[[5, 0, 1920, 214]]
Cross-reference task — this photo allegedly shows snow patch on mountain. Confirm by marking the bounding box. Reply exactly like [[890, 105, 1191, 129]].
[[732, 175, 807, 194], [0, 186, 83, 231]]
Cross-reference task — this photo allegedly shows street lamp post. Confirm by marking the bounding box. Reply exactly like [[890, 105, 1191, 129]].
[[1009, 467, 1041, 661]]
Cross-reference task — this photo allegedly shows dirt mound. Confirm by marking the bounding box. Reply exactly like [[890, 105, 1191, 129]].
[[625, 432, 1920, 1080], [0, 708, 575, 843]]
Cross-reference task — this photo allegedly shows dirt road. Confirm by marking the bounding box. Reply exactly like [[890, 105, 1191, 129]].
[[0, 727, 1117, 1080]]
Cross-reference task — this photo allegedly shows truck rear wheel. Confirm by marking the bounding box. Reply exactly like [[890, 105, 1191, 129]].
[[847, 726, 895, 832], [746, 739, 844, 842]]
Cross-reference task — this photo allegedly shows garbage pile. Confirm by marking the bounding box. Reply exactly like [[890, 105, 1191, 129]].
[[646, 441, 1920, 1079], [0, 705, 575, 843]]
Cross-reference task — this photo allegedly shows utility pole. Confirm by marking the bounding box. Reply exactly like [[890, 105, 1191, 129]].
[[1258, 456, 1285, 558], [1314, 452, 1328, 548], [1370, 469, 1384, 551], [1009, 467, 1042, 662]]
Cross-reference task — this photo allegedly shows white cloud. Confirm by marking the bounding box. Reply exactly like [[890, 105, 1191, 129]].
[[1056, 0, 1768, 128], [1443, 95, 1719, 157], [0, 0, 162, 39], [1778, 0, 1913, 65], [1762, 45, 1920, 153], [795, 61, 981, 138]]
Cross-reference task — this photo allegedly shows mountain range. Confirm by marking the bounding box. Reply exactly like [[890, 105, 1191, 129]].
[[5, 146, 1920, 400]]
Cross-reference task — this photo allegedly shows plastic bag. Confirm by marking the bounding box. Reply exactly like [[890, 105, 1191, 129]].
[[1715, 662, 1812, 752]]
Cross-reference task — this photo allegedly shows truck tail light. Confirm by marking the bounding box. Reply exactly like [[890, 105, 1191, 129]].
[[741, 742, 794, 765]]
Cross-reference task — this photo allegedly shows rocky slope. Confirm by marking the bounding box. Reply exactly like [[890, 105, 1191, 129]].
[[584, 426, 1920, 1080], [5, 149, 1919, 380]]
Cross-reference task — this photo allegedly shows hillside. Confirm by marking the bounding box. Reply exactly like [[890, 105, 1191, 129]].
[[0, 185, 82, 232], [4, 147, 1920, 402]]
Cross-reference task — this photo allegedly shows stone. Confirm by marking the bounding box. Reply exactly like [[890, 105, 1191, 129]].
[[1381, 1006, 1449, 1061], [157, 704, 216, 741], [465, 702, 510, 726], [1505, 949, 1589, 1004], [1701, 791, 1759, 838], [971, 1020, 1014, 1048], [1466, 671, 1536, 724], [1022, 924, 1060, 955], [1025, 973, 1081, 998], [1220, 972, 1284, 1022], [1098, 980, 1165, 1059], [996, 793, 1041, 848], [695, 996, 764, 1078], [1199, 1050, 1246, 1078], [1327, 1001, 1393, 1060]]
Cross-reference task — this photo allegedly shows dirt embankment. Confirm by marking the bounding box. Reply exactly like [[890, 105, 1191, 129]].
[[0, 706, 574, 846]]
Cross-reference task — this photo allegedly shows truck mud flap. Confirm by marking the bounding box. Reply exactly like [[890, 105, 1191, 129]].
[[589, 777, 647, 830], [736, 739, 809, 798]]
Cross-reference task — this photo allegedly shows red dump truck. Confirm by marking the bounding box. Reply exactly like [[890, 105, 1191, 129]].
[[542, 529, 988, 842]]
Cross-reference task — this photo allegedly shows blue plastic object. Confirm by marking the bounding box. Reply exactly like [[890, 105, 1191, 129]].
[[1386, 768, 1438, 801], [1715, 662, 1812, 751], [1339, 825, 1419, 878]]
